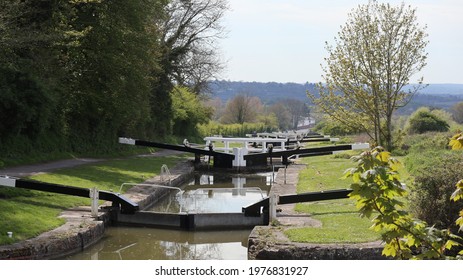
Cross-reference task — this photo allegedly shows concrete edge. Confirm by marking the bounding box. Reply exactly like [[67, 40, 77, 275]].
[[247, 225, 386, 260]]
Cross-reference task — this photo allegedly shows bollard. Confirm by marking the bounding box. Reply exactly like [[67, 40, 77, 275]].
[[269, 193, 278, 224], [90, 187, 99, 218]]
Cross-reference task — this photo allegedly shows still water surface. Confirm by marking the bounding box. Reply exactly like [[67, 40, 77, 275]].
[[63, 172, 272, 260]]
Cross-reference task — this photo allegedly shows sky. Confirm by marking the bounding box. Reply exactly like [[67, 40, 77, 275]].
[[219, 0, 463, 84]]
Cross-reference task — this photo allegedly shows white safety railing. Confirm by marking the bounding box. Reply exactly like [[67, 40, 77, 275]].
[[118, 183, 184, 213]]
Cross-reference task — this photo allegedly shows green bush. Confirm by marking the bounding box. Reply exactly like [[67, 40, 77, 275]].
[[395, 132, 451, 157], [407, 150, 463, 232], [406, 107, 450, 134]]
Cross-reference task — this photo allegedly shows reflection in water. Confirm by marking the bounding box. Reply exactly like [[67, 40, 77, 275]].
[[63, 227, 251, 260], [63, 173, 271, 260], [150, 172, 272, 213]]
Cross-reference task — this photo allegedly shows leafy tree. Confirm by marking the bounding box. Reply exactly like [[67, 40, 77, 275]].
[[63, 0, 161, 143], [0, 68, 52, 138], [0, 0, 77, 148], [150, 0, 228, 136], [308, 0, 428, 150], [256, 111, 278, 129], [281, 99, 310, 130], [159, 0, 227, 92], [220, 94, 263, 124], [407, 107, 449, 134], [171, 86, 213, 137], [204, 97, 225, 121], [451, 102, 463, 124], [269, 103, 292, 130], [314, 116, 362, 136]]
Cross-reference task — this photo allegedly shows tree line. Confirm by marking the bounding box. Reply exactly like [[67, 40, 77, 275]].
[[0, 0, 227, 163]]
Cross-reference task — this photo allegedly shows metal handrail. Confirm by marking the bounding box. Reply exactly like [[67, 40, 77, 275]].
[[118, 183, 184, 213], [191, 187, 266, 199], [160, 164, 172, 185]]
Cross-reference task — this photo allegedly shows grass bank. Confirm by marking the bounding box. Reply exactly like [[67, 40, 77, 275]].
[[285, 152, 410, 244], [0, 154, 186, 245]]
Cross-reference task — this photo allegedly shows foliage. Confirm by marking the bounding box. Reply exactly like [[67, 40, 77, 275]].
[[220, 94, 263, 124], [197, 121, 277, 138], [451, 180, 463, 233], [171, 86, 213, 137], [308, 0, 428, 151], [0, 68, 53, 138], [278, 99, 310, 130], [450, 133, 463, 239], [395, 132, 450, 157], [268, 103, 292, 130], [344, 147, 461, 259], [406, 107, 450, 134], [256, 112, 279, 130], [407, 151, 463, 231], [151, 0, 228, 135], [451, 102, 463, 124], [449, 132, 463, 150], [158, 0, 228, 93], [0, 0, 227, 164], [313, 116, 362, 136]]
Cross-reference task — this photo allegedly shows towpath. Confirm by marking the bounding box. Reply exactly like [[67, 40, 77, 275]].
[[0, 149, 184, 178]]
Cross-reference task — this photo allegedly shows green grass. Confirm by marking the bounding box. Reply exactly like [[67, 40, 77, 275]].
[[0, 154, 185, 245], [29, 156, 184, 193], [286, 153, 412, 244], [286, 200, 380, 243], [287, 154, 380, 243]]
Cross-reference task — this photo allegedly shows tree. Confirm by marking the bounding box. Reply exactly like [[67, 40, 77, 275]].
[[451, 102, 463, 124], [150, 0, 228, 136], [270, 102, 292, 130], [281, 99, 310, 130], [0, 0, 165, 151], [171, 86, 213, 137], [58, 0, 163, 147], [0, 0, 74, 133], [221, 94, 262, 124], [308, 0, 428, 150], [159, 0, 227, 91]]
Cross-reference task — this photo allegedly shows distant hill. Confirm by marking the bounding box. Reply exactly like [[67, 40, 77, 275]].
[[410, 84, 463, 95], [206, 80, 317, 104], [207, 80, 463, 114]]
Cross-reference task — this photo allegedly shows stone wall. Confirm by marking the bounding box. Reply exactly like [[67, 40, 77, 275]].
[[248, 226, 386, 260]]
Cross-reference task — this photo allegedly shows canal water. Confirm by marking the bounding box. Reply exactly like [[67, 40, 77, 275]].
[[63, 172, 272, 260]]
